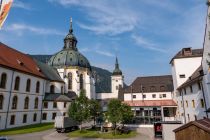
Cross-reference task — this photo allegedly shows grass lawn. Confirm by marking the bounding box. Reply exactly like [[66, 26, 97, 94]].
[[0, 123, 54, 136], [68, 129, 138, 139]]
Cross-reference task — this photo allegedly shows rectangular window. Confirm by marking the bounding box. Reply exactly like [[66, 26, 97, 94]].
[[63, 112, 66, 116], [186, 100, 188, 107], [181, 101, 183, 107], [10, 115, 15, 125], [198, 82, 201, 90], [42, 113, 47, 120], [33, 113, 37, 122], [64, 102, 67, 108], [53, 102, 57, 108], [190, 86, 193, 93], [23, 114, 27, 123], [43, 102, 48, 108], [192, 100, 195, 108], [162, 94, 166, 98], [200, 99, 205, 108], [179, 74, 186, 78], [152, 94, 156, 98], [143, 95, 146, 98], [132, 95, 136, 99], [52, 113, 56, 120]]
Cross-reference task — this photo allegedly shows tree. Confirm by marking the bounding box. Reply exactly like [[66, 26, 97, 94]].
[[89, 99, 101, 126], [120, 103, 133, 126], [106, 99, 122, 134], [68, 90, 90, 131], [106, 99, 134, 134]]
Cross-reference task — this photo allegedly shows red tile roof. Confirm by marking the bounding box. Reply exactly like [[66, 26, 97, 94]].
[[123, 100, 177, 107], [0, 42, 46, 79]]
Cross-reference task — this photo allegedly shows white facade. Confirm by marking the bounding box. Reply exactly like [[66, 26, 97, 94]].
[[0, 66, 45, 129], [171, 57, 202, 90], [170, 49, 204, 123], [124, 92, 172, 101], [176, 82, 207, 123], [56, 67, 95, 99], [202, 3, 210, 111]]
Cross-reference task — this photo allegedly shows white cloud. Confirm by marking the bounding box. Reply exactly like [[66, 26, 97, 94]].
[[48, 0, 139, 36], [4, 23, 64, 36], [131, 34, 167, 53], [95, 50, 114, 57], [13, 0, 31, 10]]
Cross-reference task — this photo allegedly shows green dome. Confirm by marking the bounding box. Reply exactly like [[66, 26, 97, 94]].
[[48, 18, 91, 70], [48, 49, 91, 70]]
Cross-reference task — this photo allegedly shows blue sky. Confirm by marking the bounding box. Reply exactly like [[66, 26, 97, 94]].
[[0, 0, 207, 84]]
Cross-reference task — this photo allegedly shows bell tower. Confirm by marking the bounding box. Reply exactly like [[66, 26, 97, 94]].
[[111, 57, 124, 96]]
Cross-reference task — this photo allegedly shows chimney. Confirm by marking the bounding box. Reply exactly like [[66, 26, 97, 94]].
[[182, 48, 192, 56]]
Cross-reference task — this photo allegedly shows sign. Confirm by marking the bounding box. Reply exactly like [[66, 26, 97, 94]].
[[154, 122, 162, 137], [0, 0, 13, 29]]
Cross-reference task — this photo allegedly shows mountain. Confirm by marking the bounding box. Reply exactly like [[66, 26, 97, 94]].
[[30, 55, 112, 93]]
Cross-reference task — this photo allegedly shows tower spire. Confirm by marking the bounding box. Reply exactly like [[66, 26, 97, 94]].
[[112, 56, 122, 76], [115, 57, 119, 69], [69, 17, 73, 33]]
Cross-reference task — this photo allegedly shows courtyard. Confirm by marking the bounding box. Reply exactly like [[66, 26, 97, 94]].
[[7, 127, 162, 140]]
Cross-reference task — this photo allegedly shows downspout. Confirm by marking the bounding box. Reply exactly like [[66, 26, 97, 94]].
[[5, 70, 15, 129], [181, 90, 186, 124], [40, 80, 45, 124], [200, 79, 209, 118]]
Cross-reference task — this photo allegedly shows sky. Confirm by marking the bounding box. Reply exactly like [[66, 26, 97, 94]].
[[0, 0, 207, 84]]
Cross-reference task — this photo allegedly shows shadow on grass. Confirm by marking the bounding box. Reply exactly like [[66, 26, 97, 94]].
[[0, 123, 54, 136], [68, 127, 138, 139]]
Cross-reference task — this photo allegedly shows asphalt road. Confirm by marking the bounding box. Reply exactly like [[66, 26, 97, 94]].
[[8, 127, 162, 140]]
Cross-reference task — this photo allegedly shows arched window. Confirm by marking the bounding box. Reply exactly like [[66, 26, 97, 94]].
[[0, 95, 3, 109], [34, 97, 38, 109], [50, 85, 55, 93], [68, 72, 72, 90], [12, 96, 18, 109], [80, 74, 84, 90], [0, 73, 7, 89], [36, 81, 40, 93], [14, 76, 20, 90], [26, 79, 31, 92], [24, 97, 29, 109]]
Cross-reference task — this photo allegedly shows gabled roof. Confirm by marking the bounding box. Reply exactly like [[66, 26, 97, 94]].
[[177, 66, 203, 90], [123, 100, 177, 107], [0, 42, 45, 79], [44, 91, 77, 102], [123, 75, 173, 93], [170, 48, 203, 64], [173, 118, 210, 133], [34, 59, 64, 83]]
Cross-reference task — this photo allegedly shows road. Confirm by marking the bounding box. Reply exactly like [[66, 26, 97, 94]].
[[8, 127, 162, 140]]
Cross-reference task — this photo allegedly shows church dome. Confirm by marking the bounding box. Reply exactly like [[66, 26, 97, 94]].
[[48, 18, 91, 70]]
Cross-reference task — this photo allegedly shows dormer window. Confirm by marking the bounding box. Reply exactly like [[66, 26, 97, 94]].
[[17, 59, 24, 66], [182, 48, 192, 56]]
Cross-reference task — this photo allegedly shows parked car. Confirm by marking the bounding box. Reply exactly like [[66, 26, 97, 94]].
[[0, 137, 8, 140], [54, 116, 79, 133]]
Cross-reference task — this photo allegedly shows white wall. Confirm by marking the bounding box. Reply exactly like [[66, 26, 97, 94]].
[[124, 92, 172, 101], [176, 82, 207, 123], [201, 6, 210, 114], [0, 66, 45, 129], [57, 68, 95, 99], [171, 57, 202, 90]]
